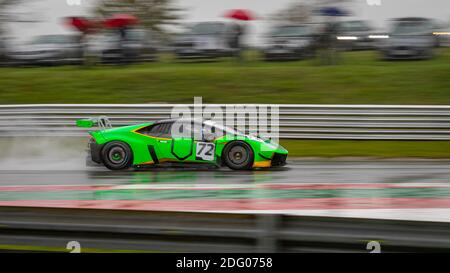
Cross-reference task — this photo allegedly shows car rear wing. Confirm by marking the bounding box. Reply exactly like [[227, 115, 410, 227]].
[[76, 116, 112, 130]]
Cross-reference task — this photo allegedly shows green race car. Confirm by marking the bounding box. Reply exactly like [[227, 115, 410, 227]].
[[77, 117, 288, 170]]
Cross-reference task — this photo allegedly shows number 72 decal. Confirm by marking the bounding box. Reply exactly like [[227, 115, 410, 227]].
[[196, 142, 215, 161]]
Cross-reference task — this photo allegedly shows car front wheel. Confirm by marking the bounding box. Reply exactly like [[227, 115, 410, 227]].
[[222, 141, 254, 170]]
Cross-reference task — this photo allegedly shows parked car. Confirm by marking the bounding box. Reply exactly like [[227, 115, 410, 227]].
[[378, 17, 439, 60], [0, 40, 6, 66], [336, 20, 376, 50], [263, 24, 317, 61], [8, 34, 83, 66], [173, 22, 235, 60], [431, 20, 450, 47], [87, 28, 158, 64]]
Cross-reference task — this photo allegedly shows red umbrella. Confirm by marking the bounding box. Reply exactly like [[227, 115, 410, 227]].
[[224, 9, 256, 21], [104, 14, 139, 28], [65, 17, 96, 33]]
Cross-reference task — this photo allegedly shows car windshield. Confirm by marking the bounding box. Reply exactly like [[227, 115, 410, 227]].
[[30, 35, 76, 45], [272, 26, 310, 37], [203, 120, 245, 136], [339, 21, 370, 32], [392, 21, 431, 35], [190, 23, 225, 35], [126, 29, 146, 41], [97, 32, 120, 43]]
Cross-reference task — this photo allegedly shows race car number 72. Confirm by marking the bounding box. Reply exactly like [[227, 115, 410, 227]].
[[196, 142, 215, 161]]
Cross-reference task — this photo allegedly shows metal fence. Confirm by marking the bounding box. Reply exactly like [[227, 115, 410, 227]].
[[0, 206, 449, 253], [2, 104, 450, 140]]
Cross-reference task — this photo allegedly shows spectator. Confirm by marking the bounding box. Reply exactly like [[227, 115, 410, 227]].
[[118, 26, 130, 64], [317, 22, 340, 65], [229, 23, 245, 63]]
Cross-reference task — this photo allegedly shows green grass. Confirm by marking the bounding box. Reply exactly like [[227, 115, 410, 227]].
[[281, 140, 450, 158], [0, 49, 449, 104]]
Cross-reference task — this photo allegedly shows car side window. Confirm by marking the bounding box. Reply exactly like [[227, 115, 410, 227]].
[[170, 121, 204, 140], [137, 123, 165, 137], [159, 122, 173, 138]]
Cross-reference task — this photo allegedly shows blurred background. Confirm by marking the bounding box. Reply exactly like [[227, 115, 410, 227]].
[[1, 0, 450, 253], [0, 0, 449, 67]]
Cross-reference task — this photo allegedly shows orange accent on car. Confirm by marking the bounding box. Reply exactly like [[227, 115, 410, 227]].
[[131, 126, 171, 141], [252, 160, 272, 168]]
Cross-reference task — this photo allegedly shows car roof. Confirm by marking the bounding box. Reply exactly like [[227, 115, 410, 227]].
[[275, 24, 310, 27], [339, 20, 368, 23], [192, 21, 227, 25], [392, 17, 431, 22], [153, 118, 205, 125]]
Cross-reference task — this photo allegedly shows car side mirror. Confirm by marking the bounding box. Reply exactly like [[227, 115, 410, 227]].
[[204, 132, 215, 142]]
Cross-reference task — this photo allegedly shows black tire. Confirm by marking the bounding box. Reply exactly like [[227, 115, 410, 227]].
[[101, 141, 133, 170], [222, 141, 254, 170]]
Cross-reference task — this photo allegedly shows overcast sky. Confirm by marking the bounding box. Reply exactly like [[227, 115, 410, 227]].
[[7, 0, 450, 45]]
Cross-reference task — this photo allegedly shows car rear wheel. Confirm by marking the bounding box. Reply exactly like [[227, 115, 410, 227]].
[[101, 141, 133, 170], [222, 141, 254, 170]]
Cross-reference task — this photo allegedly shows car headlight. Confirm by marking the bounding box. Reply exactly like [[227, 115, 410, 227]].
[[368, 35, 390, 39], [337, 36, 358, 41]]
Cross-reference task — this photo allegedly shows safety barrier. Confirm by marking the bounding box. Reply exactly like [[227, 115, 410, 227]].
[[0, 207, 449, 252], [1, 104, 450, 140]]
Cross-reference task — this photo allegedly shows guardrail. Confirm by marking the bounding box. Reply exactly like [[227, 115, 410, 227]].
[[0, 207, 449, 252], [2, 104, 450, 140]]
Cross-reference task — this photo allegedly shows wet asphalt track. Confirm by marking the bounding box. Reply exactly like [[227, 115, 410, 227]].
[[2, 160, 450, 222], [1, 160, 450, 186]]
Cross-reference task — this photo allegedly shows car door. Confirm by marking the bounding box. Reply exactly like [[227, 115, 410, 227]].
[[171, 121, 216, 163], [142, 121, 196, 163], [151, 122, 176, 162], [134, 122, 173, 164], [169, 121, 195, 162], [138, 121, 216, 164]]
